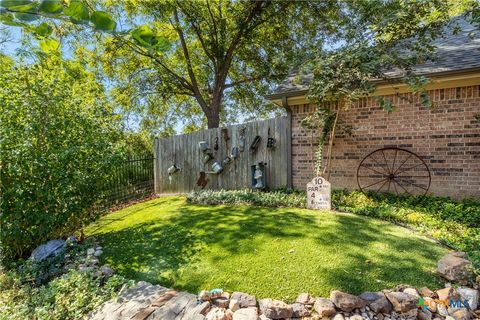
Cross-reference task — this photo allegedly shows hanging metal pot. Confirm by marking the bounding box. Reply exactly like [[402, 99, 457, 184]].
[[211, 161, 223, 174], [198, 141, 210, 153], [231, 146, 240, 159]]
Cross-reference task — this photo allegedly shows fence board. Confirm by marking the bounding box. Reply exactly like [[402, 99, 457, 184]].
[[154, 117, 289, 193]]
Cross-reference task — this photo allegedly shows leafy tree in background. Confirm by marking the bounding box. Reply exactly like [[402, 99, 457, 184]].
[[0, 0, 345, 131], [0, 54, 122, 263]]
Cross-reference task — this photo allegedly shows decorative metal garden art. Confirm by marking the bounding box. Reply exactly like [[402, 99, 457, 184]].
[[356, 147, 431, 196], [238, 126, 246, 152], [199, 141, 214, 164], [212, 161, 223, 174], [249, 136, 261, 155], [266, 127, 276, 149]]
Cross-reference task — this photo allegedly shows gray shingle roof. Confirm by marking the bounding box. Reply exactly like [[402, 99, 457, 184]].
[[269, 19, 480, 98]]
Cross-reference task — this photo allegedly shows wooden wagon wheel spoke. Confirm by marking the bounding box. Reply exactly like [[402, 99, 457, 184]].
[[380, 150, 391, 174], [357, 147, 431, 196], [359, 164, 388, 177], [369, 154, 390, 175], [392, 153, 413, 175], [393, 179, 412, 195], [363, 177, 389, 189], [394, 178, 428, 191], [395, 162, 425, 176], [377, 179, 389, 192]]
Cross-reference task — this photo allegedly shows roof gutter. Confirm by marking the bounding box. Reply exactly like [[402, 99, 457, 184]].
[[266, 66, 480, 102]]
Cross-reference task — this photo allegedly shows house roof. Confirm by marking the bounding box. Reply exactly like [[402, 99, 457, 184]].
[[268, 18, 480, 99]]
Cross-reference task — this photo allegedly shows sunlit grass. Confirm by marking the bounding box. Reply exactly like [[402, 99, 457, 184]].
[[86, 196, 447, 301]]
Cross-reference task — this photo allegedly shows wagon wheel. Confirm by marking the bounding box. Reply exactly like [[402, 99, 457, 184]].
[[356, 147, 431, 196]]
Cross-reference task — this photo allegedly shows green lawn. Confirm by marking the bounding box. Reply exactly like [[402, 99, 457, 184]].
[[86, 196, 447, 301]]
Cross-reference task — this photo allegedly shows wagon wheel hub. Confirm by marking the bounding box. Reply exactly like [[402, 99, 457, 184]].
[[356, 147, 431, 196]]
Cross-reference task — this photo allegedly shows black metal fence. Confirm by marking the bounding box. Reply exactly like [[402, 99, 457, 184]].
[[102, 155, 155, 208]]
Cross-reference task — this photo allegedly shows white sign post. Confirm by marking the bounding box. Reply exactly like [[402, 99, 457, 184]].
[[306, 176, 331, 210]]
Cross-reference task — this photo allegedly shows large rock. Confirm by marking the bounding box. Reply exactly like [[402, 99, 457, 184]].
[[231, 292, 257, 308], [385, 291, 418, 313], [291, 303, 310, 318], [437, 252, 474, 283], [232, 308, 258, 320], [206, 307, 227, 320], [450, 308, 471, 320], [436, 287, 455, 301], [258, 299, 292, 319], [30, 239, 66, 261], [330, 290, 366, 312], [314, 298, 336, 317], [456, 287, 479, 310], [296, 293, 313, 304], [359, 291, 393, 314], [419, 287, 436, 298]]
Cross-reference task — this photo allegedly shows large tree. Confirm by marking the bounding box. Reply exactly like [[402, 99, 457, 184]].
[[1, 0, 478, 132]]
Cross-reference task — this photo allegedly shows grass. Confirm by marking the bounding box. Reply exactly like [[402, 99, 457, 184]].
[[85, 196, 448, 301]]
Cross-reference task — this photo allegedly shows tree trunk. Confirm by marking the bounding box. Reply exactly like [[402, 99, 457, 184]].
[[206, 113, 220, 128]]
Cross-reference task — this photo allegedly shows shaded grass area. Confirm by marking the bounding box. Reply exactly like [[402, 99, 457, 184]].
[[86, 196, 447, 301]]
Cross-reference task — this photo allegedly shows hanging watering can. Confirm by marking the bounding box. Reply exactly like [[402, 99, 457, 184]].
[[168, 164, 180, 175], [203, 153, 213, 164], [212, 161, 223, 174]]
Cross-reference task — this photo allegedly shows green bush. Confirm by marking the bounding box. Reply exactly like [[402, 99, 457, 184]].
[[187, 189, 306, 208], [0, 268, 129, 320], [188, 189, 480, 270], [0, 238, 133, 320], [0, 55, 122, 265]]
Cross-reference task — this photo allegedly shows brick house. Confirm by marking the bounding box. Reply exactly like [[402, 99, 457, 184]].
[[267, 20, 480, 199]]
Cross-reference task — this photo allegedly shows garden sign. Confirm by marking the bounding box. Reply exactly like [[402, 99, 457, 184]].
[[306, 177, 331, 210]]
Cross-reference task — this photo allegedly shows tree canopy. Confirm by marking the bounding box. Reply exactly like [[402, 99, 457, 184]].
[[0, 0, 478, 135]]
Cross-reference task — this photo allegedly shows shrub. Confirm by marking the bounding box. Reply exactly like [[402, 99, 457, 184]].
[[188, 189, 480, 270], [0, 56, 122, 265], [0, 238, 133, 320]]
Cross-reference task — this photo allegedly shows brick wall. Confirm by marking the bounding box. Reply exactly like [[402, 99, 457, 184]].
[[290, 85, 480, 198]]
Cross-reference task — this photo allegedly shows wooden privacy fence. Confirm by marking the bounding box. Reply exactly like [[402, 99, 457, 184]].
[[154, 117, 290, 193]]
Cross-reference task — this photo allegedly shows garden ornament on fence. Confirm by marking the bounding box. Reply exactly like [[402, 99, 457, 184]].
[[252, 162, 267, 189], [239, 126, 246, 152], [196, 171, 208, 189], [231, 146, 240, 159], [203, 153, 213, 164], [198, 141, 210, 153], [214, 137, 219, 151], [249, 136, 261, 155], [211, 161, 223, 174], [167, 164, 180, 175], [221, 128, 230, 141], [222, 156, 232, 165], [267, 127, 276, 149]]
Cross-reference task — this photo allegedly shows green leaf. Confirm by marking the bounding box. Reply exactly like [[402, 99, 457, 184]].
[[4, 1, 38, 12], [14, 12, 38, 21], [0, 0, 31, 9], [90, 11, 115, 31], [38, 0, 62, 14], [131, 25, 155, 47], [0, 11, 23, 26], [33, 22, 53, 38], [64, 0, 89, 22], [154, 36, 171, 52], [39, 38, 60, 52]]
